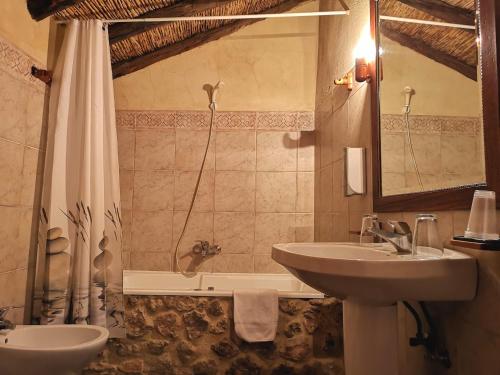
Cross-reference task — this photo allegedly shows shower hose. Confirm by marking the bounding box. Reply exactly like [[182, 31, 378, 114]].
[[403, 105, 424, 191], [173, 102, 216, 277]]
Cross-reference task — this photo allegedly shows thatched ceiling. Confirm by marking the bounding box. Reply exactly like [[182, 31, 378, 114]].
[[380, 0, 477, 80], [28, 0, 311, 78]]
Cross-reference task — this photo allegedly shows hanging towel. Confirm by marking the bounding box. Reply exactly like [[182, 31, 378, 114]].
[[233, 289, 279, 342]]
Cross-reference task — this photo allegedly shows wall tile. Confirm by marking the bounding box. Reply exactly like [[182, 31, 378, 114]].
[[135, 129, 175, 171], [256, 131, 297, 171], [295, 213, 314, 242], [0, 70, 27, 143], [215, 130, 256, 171], [332, 159, 347, 213], [296, 172, 314, 213], [121, 209, 132, 252], [332, 104, 348, 162], [119, 170, 134, 210], [318, 166, 333, 213], [404, 134, 441, 175], [172, 211, 214, 264], [25, 85, 45, 149], [0, 139, 24, 205], [174, 170, 214, 212], [298, 131, 315, 171], [175, 129, 215, 171], [213, 254, 254, 273], [381, 133, 405, 174], [256, 172, 296, 213], [214, 212, 254, 254], [254, 255, 288, 274], [0, 206, 31, 273], [319, 113, 334, 168], [254, 213, 295, 255], [133, 170, 174, 211], [132, 209, 173, 253], [130, 252, 171, 271], [117, 129, 135, 170], [21, 147, 40, 207], [214, 171, 255, 212], [0, 269, 27, 323]]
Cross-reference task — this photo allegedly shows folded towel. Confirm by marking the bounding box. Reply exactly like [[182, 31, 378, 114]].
[[233, 289, 279, 342]]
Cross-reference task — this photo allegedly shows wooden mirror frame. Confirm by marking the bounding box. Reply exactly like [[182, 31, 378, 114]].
[[370, 0, 500, 212]]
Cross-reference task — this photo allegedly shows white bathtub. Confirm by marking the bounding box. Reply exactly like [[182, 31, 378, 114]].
[[123, 271, 323, 299]]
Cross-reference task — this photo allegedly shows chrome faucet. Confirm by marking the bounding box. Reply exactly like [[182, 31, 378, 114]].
[[362, 215, 413, 254], [193, 241, 221, 257], [0, 306, 20, 331]]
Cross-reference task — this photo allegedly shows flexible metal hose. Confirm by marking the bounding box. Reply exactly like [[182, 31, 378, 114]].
[[403, 105, 424, 191]]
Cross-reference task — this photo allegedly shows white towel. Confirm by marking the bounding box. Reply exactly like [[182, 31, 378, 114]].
[[233, 289, 279, 342]]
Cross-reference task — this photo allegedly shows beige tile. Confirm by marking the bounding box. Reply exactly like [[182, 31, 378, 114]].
[[133, 170, 174, 211], [332, 104, 348, 162], [0, 206, 31, 273], [0, 71, 27, 143], [441, 135, 478, 176], [256, 131, 297, 171], [214, 212, 254, 254], [381, 133, 405, 174], [130, 252, 171, 271], [175, 129, 215, 171], [254, 213, 295, 254], [213, 254, 253, 273], [254, 255, 288, 274], [121, 251, 130, 269], [295, 213, 314, 242], [121, 209, 132, 252], [0, 139, 24, 205], [174, 170, 214, 212], [134, 129, 175, 171], [131, 210, 173, 253], [298, 131, 315, 171], [119, 170, 134, 210], [0, 269, 27, 321], [332, 213, 349, 242], [25, 86, 46, 149], [214, 171, 255, 212], [347, 84, 371, 148], [318, 213, 334, 242], [404, 134, 441, 175], [382, 172, 406, 196], [319, 113, 334, 168], [332, 159, 348, 213], [117, 129, 135, 170], [256, 172, 296, 213], [318, 166, 333, 213], [296, 172, 314, 213], [21, 147, 41, 207], [215, 130, 256, 171]]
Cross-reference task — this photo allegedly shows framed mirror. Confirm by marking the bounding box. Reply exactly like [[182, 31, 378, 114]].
[[371, 0, 500, 211]]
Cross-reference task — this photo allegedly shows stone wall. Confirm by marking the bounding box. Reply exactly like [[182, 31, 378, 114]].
[[86, 295, 344, 375]]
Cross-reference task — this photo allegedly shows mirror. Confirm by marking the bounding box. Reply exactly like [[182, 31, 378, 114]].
[[376, 0, 486, 197]]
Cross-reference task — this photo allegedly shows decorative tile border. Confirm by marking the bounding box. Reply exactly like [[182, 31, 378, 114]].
[[381, 114, 481, 136], [116, 110, 315, 131], [0, 36, 45, 91]]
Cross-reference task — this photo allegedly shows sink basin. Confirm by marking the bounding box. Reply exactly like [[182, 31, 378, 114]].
[[0, 325, 109, 375], [272, 242, 478, 375], [272, 242, 477, 304]]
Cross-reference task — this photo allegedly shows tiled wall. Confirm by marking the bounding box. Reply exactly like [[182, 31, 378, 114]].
[[0, 36, 46, 323], [381, 114, 485, 196], [116, 110, 315, 274], [315, 1, 500, 374]]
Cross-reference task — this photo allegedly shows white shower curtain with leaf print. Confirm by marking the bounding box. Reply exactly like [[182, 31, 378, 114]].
[[33, 20, 124, 337]]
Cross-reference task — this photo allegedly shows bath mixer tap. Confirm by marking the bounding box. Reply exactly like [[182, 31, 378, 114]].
[[0, 306, 20, 331], [365, 218, 413, 254], [193, 241, 221, 257]]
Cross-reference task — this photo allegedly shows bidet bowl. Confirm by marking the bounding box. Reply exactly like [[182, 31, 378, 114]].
[[0, 324, 109, 375]]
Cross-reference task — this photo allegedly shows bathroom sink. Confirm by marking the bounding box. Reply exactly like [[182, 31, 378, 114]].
[[272, 242, 477, 303], [0, 324, 109, 375], [272, 242, 478, 375]]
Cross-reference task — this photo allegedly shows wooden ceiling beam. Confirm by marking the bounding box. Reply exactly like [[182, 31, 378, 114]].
[[27, 0, 85, 21], [398, 0, 475, 27], [112, 0, 310, 79], [109, 0, 235, 45], [381, 25, 477, 81]]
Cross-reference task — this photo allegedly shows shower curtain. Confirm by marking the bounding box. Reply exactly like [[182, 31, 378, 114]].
[[33, 20, 124, 337]]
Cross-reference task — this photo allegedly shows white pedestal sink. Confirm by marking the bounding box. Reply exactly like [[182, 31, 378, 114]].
[[272, 242, 477, 375], [0, 324, 109, 375]]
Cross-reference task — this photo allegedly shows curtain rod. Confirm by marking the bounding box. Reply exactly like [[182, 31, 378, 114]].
[[55, 10, 349, 24], [380, 15, 475, 30]]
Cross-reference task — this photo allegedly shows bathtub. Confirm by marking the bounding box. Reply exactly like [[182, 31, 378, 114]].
[[123, 270, 324, 299]]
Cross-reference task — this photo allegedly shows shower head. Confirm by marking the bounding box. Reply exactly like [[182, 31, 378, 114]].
[[403, 86, 415, 107], [203, 81, 224, 109]]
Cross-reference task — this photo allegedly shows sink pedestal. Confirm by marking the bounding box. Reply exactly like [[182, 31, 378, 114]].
[[343, 300, 399, 375]]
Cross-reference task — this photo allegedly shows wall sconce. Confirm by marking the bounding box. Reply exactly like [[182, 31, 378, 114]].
[[334, 71, 353, 90], [353, 26, 375, 83]]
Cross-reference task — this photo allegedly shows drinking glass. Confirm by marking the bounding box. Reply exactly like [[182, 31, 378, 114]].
[[412, 214, 443, 257]]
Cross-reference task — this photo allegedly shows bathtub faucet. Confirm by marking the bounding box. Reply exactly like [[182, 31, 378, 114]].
[[193, 240, 221, 257]]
